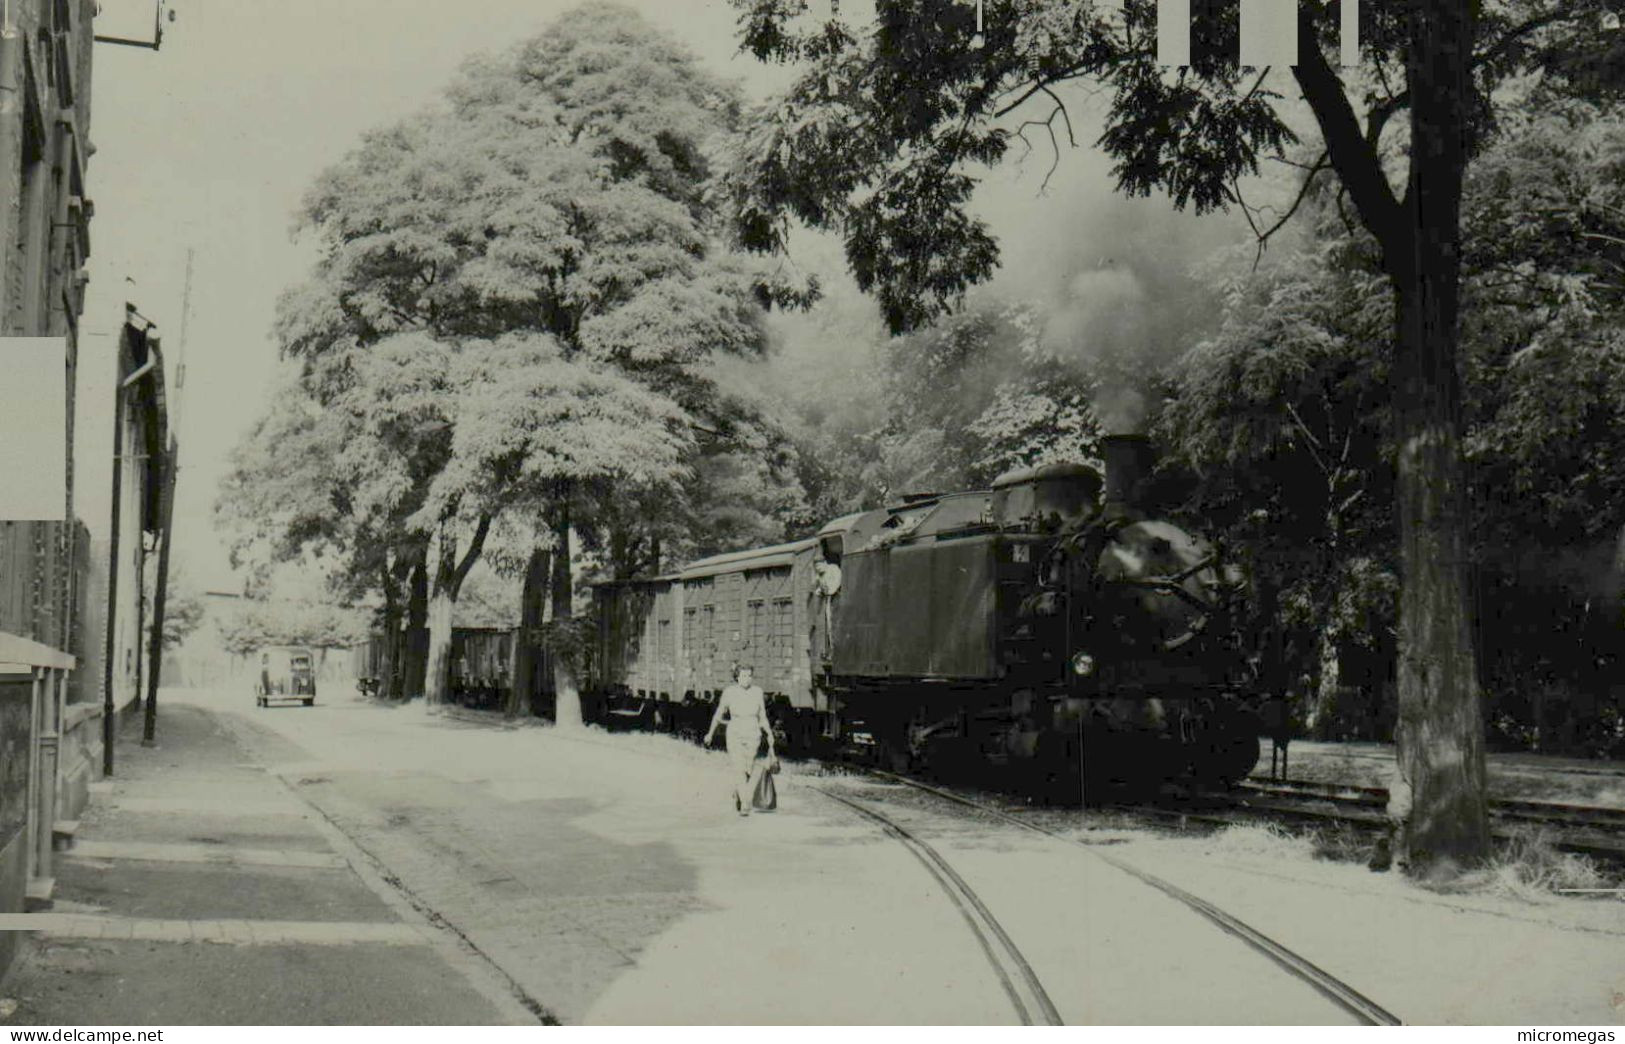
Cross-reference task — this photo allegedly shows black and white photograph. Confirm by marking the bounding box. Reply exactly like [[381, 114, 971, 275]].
[[0, 0, 1623, 1030]]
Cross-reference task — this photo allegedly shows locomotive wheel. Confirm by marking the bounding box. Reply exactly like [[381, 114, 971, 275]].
[[1200, 728, 1261, 785], [791, 710, 820, 758], [870, 720, 915, 773], [1078, 726, 1148, 804], [1031, 731, 1083, 806], [878, 741, 913, 774]]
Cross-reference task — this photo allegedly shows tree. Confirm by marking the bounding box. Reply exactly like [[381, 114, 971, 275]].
[[1165, 95, 1625, 748], [431, 331, 696, 724], [1163, 215, 1398, 739], [144, 562, 205, 653], [215, 597, 370, 660], [726, 0, 1624, 874], [262, 3, 806, 720], [755, 291, 1113, 523], [215, 372, 430, 700]]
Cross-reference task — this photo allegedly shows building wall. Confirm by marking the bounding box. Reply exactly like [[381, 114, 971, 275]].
[[0, 0, 97, 982]]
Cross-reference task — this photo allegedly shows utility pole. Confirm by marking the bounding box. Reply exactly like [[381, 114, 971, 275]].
[[101, 365, 125, 775], [141, 437, 176, 746], [141, 255, 189, 746], [174, 249, 192, 432]]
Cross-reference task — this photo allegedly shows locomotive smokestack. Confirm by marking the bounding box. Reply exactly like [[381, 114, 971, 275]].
[[1102, 433, 1156, 514]]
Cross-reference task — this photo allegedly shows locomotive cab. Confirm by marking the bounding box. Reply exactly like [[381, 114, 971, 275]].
[[990, 462, 1103, 530]]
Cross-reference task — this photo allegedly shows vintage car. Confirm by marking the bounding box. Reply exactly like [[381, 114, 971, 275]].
[[255, 646, 317, 707]]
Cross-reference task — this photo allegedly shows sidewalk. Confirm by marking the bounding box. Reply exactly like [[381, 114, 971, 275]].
[[0, 705, 539, 1026]]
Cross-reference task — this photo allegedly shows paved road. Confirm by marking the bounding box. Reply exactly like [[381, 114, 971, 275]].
[[16, 686, 1620, 1024], [189, 686, 1368, 1025]]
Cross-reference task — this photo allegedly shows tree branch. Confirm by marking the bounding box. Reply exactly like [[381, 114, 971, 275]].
[[1285, 400, 1331, 476], [1291, 19, 1409, 271], [1238, 150, 1332, 267], [1038, 85, 1078, 148], [991, 69, 1085, 120], [1012, 104, 1070, 191], [450, 513, 493, 595]]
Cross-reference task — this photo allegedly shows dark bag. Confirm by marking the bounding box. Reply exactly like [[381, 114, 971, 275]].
[[751, 760, 778, 811]]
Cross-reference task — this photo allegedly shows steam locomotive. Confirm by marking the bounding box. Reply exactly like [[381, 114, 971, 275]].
[[588, 435, 1263, 794]]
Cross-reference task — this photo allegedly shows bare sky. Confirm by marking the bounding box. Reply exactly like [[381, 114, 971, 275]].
[[77, 0, 1248, 593]]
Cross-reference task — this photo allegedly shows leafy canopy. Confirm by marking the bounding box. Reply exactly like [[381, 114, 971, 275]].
[[726, 0, 1623, 333]]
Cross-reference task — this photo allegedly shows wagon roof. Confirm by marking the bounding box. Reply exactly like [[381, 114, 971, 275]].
[[815, 511, 868, 538], [678, 537, 818, 581]]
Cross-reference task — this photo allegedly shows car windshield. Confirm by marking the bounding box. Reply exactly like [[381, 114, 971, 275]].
[[290, 656, 312, 669]]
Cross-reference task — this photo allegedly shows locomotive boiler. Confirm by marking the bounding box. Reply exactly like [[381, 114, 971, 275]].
[[589, 435, 1262, 795]]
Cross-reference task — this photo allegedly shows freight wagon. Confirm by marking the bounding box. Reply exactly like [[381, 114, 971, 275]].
[[589, 538, 823, 744]]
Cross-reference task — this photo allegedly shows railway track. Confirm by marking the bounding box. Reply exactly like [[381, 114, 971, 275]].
[[811, 786, 1064, 1026], [511, 720, 1616, 1022], [540, 724, 1399, 1024], [849, 768, 1404, 1027], [1232, 777, 1625, 864]]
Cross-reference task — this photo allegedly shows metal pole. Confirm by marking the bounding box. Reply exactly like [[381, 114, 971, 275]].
[[142, 436, 177, 746], [101, 383, 124, 776]]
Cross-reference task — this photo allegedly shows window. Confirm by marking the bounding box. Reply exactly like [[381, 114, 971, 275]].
[[747, 599, 765, 661], [775, 600, 794, 667], [702, 605, 716, 675]]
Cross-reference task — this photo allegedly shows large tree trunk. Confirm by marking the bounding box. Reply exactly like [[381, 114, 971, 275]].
[[403, 555, 429, 699], [379, 607, 402, 700], [1313, 627, 1340, 741], [377, 569, 402, 700], [550, 499, 584, 730], [509, 545, 550, 719], [1390, 0, 1490, 874], [424, 518, 492, 708], [424, 583, 455, 707]]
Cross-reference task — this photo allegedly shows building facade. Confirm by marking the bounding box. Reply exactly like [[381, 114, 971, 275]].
[[0, 0, 97, 980]]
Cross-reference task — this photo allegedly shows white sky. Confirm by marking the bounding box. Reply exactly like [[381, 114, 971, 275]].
[[75, 0, 1253, 593]]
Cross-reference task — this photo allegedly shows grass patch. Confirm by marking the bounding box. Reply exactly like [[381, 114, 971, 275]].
[[1200, 822, 1320, 860], [1307, 821, 1381, 865], [1424, 826, 1614, 902]]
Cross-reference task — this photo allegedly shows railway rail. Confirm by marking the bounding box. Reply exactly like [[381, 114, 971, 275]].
[[811, 786, 1064, 1026], [538, 721, 1400, 1024], [848, 768, 1403, 1027], [1231, 777, 1625, 864]]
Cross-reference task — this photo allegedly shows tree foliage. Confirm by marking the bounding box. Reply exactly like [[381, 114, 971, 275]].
[[214, 597, 371, 658], [224, 3, 815, 710], [143, 563, 205, 653], [726, 0, 1619, 331], [1162, 97, 1625, 750]]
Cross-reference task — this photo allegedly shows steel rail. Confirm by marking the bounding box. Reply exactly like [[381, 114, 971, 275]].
[[1240, 777, 1625, 854], [474, 719, 1400, 1022], [811, 785, 1064, 1027], [860, 769, 1403, 1027]]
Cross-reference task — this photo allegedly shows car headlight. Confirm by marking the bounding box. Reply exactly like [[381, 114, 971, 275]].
[[1071, 651, 1095, 677]]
